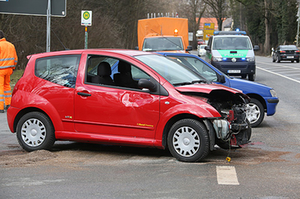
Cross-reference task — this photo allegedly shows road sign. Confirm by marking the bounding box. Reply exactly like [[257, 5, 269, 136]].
[[0, 0, 66, 17], [81, 10, 92, 26], [203, 23, 215, 40]]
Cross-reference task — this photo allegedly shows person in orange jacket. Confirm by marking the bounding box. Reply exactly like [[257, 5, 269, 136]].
[[0, 30, 18, 113]]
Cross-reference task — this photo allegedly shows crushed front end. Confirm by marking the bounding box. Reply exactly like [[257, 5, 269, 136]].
[[181, 88, 251, 149], [207, 90, 251, 148]]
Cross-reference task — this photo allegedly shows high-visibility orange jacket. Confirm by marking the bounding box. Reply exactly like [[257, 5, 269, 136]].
[[0, 38, 18, 69]]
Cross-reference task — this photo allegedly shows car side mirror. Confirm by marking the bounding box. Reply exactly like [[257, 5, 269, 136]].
[[253, 45, 259, 51], [186, 45, 192, 52], [138, 79, 157, 92], [218, 74, 226, 83], [204, 46, 211, 52]]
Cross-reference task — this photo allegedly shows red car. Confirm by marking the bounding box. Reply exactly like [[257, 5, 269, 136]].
[[7, 49, 251, 162]]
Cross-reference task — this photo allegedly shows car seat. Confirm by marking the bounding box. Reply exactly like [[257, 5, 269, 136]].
[[91, 62, 114, 85], [114, 60, 138, 88]]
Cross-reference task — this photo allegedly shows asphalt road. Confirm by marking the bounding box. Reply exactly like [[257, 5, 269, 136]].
[[1, 54, 300, 199]]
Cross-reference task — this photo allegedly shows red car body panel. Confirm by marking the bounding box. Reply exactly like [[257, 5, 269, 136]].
[[7, 49, 246, 149]]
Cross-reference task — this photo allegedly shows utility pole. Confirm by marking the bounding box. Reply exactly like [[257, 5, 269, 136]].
[[297, 1, 300, 47], [46, 0, 51, 52]]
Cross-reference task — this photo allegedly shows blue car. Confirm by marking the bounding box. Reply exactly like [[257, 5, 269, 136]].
[[158, 52, 279, 127]]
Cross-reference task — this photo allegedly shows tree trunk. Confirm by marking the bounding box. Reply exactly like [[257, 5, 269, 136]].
[[264, 0, 271, 55]]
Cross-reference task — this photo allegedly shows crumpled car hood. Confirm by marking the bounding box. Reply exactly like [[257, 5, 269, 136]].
[[175, 83, 242, 94]]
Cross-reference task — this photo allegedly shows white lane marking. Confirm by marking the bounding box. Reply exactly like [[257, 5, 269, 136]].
[[256, 61, 300, 70], [257, 66, 300, 84], [216, 166, 239, 185]]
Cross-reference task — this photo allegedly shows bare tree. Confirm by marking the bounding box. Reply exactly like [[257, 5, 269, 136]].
[[203, 0, 228, 31], [182, 0, 207, 49]]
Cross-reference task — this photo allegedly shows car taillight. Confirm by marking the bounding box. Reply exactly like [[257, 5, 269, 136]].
[[295, 50, 299, 53], [280, 50, 286, 53]]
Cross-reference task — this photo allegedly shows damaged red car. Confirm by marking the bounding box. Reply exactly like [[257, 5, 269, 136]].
[[7, 49, 251, 162]]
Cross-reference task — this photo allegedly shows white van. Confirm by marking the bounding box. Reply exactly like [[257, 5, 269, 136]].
[[205, 31, 259, 81]]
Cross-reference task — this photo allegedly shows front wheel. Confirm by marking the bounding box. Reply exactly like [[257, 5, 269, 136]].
[[246, 98, 264, 127], [248, 74, 255, 81], [167, 119, 209, 162], [16, 112, 55, 152]]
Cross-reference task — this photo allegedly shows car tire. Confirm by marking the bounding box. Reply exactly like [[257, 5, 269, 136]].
[[272, 57, 275, 62], [297, 59, 299, 63], [248, 74, 255, 81], [167, 119, 209, 162], [16, 112, 55, 152], [246, 98, 264, 127]]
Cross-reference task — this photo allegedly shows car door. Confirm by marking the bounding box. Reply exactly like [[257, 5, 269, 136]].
[[74, 54, 160, 139]]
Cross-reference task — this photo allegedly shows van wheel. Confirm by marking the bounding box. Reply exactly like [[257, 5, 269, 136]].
[[248, 74, 255, 81], [167, 119, 209, 162], [16, 112, 55, 152]]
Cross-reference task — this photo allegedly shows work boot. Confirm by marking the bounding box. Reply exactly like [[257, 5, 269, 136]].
[[0, 110, 4, 113], [5, 105, 10, 110]]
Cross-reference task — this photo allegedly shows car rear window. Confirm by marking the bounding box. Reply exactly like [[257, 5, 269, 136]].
[[35, 54, 81, 88]]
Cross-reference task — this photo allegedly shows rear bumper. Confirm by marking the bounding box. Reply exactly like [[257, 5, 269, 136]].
[[6, 106, 21, 133], [279, 54, 299, 61]]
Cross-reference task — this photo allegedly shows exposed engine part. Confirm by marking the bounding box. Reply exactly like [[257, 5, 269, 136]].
[[212, 119, 230, 140]]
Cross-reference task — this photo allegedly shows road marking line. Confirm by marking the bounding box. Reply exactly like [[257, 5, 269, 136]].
[[216, 166, 239, 185], [257, 66, 300, 84]]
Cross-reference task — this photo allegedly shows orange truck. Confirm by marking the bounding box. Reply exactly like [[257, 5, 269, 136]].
[[137, 17, 192, 53]]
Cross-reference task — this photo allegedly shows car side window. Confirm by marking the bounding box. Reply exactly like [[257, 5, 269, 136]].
[[35, 55, 80, 88], [85, 55, 150, 90]]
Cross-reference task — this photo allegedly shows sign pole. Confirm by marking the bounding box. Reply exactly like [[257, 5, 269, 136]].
[[46, 0, 51, 52], [85, 26, 88, 49]]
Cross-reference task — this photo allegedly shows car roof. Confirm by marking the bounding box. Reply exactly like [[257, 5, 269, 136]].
[[27, 49, 152, 59], [212, 34, 248, 38]]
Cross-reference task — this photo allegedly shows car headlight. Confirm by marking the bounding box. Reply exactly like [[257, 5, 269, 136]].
[[270, 89, 277, 97], [212, 56, 222, 62], [246, 56, 255, 62]]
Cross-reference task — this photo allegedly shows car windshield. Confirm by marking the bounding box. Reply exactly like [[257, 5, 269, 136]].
[[135, 54, 207, 86], [213, 37, 252, 50], [142, 37, 184, 51], [167, 55, 231, 82]]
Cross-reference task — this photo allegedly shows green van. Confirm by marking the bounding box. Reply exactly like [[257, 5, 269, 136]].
[[205, 31, 259, 81]]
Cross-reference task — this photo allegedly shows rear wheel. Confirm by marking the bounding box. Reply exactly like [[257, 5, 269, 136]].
[[246, 98, 264, 127], [16, 112, 55, 152], [167, 119, 209, 162]]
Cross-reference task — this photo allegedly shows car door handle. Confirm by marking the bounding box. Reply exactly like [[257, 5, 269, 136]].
[[77, 92, 91, 97]]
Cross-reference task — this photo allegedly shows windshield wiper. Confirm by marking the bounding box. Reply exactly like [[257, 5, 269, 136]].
[[192, 80, 207, 84], [173, 79, 207, 86]]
